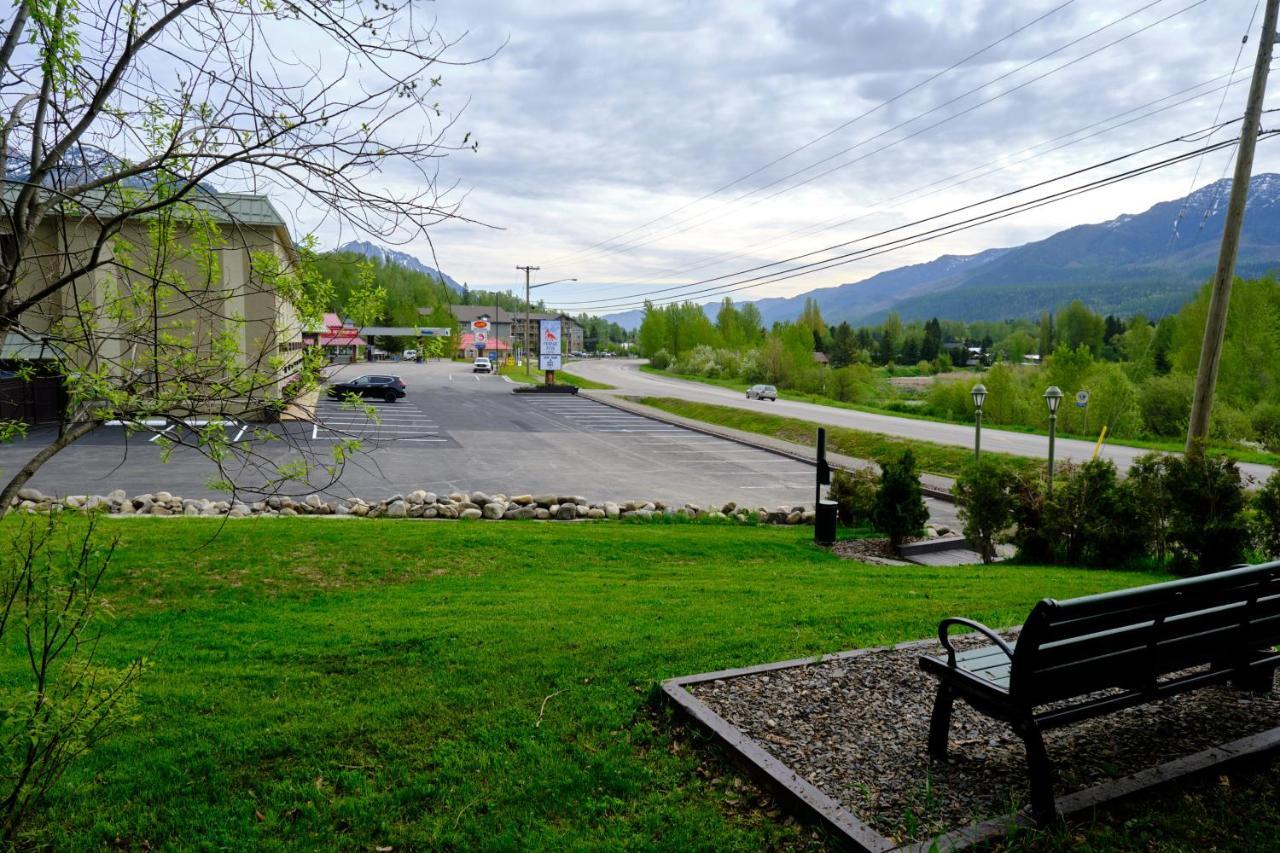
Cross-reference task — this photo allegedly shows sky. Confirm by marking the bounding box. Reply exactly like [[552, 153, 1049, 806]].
[[310, 0, 1280, 314]]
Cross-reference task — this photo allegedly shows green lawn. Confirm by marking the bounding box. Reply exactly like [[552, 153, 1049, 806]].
[[500, 362, 615, 389], [635, 395, 1041, 480], [8, 518, 1276, 849]]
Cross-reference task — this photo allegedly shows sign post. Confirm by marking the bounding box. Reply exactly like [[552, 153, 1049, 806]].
[[472, 318, 490, 360], [539, 319, 562, 384], [1075, 389, 1089, 437]]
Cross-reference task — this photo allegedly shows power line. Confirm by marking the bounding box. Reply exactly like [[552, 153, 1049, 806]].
[[565, 131, 1277, 314], [559, 0, 1200, 268], [585, 62, 1262, 298], [557, 116, 1253, 309], [543, 0, 1080, 267]]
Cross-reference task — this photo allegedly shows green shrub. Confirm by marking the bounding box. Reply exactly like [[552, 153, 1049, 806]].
[[1010, 473, 1053, 563], [1253, 472, 1280, 559], [1125, 453, 1176, 567], [648, 349, 671, 370], [953, 459, 1020, 563], [1209, 403, 1255, 444], [1166, 450, 1250, 575], [1139, 373, 1194, 437], [1251, 402, 1280, 452], [925, 379, 971, 421], [872, 449, 929, 550], [827, 467, 879, 527], [1050, 459, 1147, 567]]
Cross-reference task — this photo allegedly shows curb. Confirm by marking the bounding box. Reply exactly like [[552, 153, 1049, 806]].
[[581, 391, 956, 504]]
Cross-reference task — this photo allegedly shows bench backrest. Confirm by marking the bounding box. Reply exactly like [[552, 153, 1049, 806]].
[[1009, 561, 1280, 707]]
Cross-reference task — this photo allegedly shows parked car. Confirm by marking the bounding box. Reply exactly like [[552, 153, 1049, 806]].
[[746, 384, 777, 401], [402, 349, 418, 361], [326, 374, 407, 402], [473, 358, 494, 374]]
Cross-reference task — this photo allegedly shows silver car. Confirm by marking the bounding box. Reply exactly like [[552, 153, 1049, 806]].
[[746, 384, 777, 401]]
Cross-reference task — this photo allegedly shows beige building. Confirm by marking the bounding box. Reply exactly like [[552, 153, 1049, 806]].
[[2, 191, 305, 421]]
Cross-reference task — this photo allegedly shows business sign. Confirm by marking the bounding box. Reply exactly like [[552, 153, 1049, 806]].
[[539, 319, 561, 355], [1076, 389, 1090, 408], [418, 327, 451, 337], [474, 330, 488, 345], [471, 318, 490, 331], [539, 354, 562, 371]]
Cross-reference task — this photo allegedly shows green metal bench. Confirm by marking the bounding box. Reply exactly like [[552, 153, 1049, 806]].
[[919, 560, 1280, 822]]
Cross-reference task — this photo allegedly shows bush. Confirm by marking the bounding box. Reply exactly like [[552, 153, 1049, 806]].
[[674, 344, 717, 376], [925, 379, 972, 421], [953, 459, 1020, 563], [1125, 453, 1176, 567], [1252, 402, 1280, 452], [1139, 373, 1194, 437], [1050, 459, 1147, 567], [1253, 472, 1280, 559], [1209, 403, 1255, 444], [872, 449, 929, 550], [827, 467, 879, 527], [1165, 450, 1250, 574], [648, 349, 671, 370], [1010, 473, 1053, 563]]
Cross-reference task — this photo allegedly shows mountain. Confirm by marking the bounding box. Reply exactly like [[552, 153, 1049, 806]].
[[602, 174, 1280, 328], [336, 240, 464, 294]]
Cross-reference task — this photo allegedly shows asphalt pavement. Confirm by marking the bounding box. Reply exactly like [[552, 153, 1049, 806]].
[[0, 361, 819, 507], [567, 359, 1277, 483]]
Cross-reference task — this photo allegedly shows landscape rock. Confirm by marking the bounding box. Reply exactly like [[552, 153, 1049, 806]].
[[460, 507, 483, 520]]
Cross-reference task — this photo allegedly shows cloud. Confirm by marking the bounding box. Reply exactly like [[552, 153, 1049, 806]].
[[292, 0, 1278, 310]]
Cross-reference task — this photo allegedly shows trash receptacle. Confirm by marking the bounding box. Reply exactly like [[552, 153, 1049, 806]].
[[815, 499, 838, 546]]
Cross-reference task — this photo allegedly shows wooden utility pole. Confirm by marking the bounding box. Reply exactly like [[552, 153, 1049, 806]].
[[1186, 0, 1279, 452]]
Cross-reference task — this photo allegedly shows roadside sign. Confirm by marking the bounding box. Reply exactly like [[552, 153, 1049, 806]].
[[474, 330, 488, 345], [418, 327, 451, 337], [1076, 390, 1090, 408], [539, 319, 561, 355], [539, 354, 562, 371], [472, 319, 490, 331]]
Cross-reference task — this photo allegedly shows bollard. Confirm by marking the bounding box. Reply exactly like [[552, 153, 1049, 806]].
[[815, 499, 838, 546]]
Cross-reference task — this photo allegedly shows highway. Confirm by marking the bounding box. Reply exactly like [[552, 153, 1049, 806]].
[[568, 359, 1277, 483]]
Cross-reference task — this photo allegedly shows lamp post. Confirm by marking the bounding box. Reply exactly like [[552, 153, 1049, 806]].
[[517, 269, 577, 376], [1043, 386, 1064, 498], [970, 383, 987, 462]]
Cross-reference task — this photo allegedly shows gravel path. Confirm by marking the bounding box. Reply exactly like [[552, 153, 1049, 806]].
[[689, 634, 1280, 845]]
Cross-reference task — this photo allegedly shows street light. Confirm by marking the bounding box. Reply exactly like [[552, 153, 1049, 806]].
[[970, 383, 987, 461], [1043, 385, 1064, 498], [519, 270, 577, 376]]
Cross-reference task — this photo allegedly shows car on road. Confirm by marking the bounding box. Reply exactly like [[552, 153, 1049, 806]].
[[473, 358, 494, 374], [746, 384, 778, 401], [402, 349, 418, 361], [326, 374, 407, 402]]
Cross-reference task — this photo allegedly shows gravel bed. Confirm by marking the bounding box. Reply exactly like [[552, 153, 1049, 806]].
[[689, 633, 1280, 844]]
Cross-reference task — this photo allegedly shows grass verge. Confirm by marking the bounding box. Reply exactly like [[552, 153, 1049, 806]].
[[500, 362, 615, 389], [634, 395, 1040, 479], [640, 366, 1279, 467]]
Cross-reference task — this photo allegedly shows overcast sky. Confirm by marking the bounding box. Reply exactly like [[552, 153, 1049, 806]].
[[314, 0, 1278, 312]]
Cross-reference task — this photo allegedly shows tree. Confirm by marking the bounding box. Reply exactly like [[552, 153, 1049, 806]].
[[0, 2, 487, 511], [798, 297, 826, 338], [871, 449, 929, 550], [954, 459, 1019, 563], [1056, 301, 1105, 356], [1038, 310, 1054, 357]]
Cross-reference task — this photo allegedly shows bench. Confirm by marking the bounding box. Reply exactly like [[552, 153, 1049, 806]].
[[919, 560, 1280, 822]]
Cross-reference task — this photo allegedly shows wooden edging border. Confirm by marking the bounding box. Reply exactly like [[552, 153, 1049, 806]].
[[662, 637, 1280, 852]]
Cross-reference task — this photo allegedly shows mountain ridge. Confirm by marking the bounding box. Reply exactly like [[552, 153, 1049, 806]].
[[334, 240, 465, 295]]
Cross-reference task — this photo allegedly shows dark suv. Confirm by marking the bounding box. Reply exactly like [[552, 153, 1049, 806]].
[[326, 374, 407, 403]]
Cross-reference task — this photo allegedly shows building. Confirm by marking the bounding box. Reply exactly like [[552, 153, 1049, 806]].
[[3, 188, 305, 422], [510, 311, 585, 356], [303, 313, 366, 363]]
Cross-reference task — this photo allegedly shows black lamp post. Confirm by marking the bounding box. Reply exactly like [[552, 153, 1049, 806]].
[[970, 383, 987, 461], [1044, 385, 1064, 497]]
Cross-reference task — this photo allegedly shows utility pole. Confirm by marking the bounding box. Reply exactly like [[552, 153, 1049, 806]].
[[1187, 0, 1278, 453], [517, 265, 539, 376]]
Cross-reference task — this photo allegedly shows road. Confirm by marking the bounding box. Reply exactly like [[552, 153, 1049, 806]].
[[567, 359, 1277, 483], [0, 361, 820, 507]]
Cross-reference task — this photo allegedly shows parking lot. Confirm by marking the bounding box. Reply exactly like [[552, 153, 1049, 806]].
[[0, 361, 816, 506]]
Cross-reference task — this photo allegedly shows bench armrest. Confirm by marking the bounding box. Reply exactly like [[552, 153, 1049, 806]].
[[938, 617, 1014, 668]]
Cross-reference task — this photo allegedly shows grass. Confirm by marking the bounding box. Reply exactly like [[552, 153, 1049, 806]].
[[6, 517, 1278, 848], [640, 366, 1280, 468], [635, 395, 1040, 480]]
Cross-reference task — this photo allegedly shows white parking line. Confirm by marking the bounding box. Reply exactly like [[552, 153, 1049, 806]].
[[148, 424, 176, 443]]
